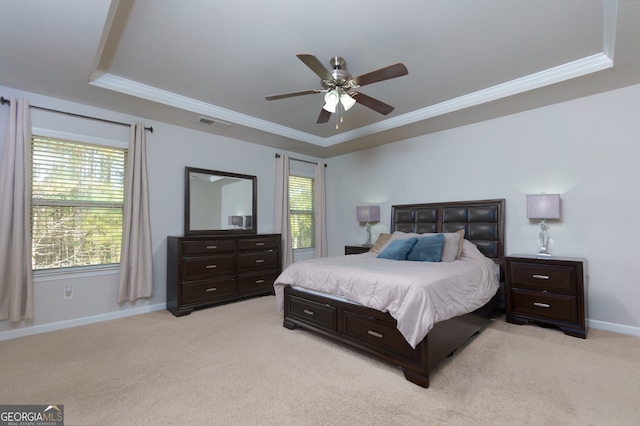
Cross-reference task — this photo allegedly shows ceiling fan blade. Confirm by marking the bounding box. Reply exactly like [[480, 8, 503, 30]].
[[265, 89, 320, 101], [351, 92, 395, 115], [352, 63, 408, 87], [316, 108, 331, 124], [297, 53, 334, 81]]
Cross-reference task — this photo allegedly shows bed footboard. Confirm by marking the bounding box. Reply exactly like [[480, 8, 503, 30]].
[[283, 285, 492, 388]]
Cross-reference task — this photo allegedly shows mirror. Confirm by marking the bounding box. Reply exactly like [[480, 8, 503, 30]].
[[185, 167, 257, 235]]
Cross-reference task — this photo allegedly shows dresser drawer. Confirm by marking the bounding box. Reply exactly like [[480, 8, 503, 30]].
[[510, 288, 577, 323], [237, 250, 279, 271], [181, 277, 237, 304], [343, 310, 418, 360], [510, 262, 576, 294], [182, 254, 236, 280], [238, 237, 280, 252], [287, 295, 337, 332], [237, 271, 279, 294], [182, 239, 236, 256]]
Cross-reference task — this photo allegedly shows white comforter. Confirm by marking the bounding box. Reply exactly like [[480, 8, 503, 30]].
[[274, 240, 499, 348]]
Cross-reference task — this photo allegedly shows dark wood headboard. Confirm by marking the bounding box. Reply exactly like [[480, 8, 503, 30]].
[[390, 199, 505, 264]]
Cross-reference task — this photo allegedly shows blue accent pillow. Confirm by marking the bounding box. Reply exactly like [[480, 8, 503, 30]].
[[407, 234, 444, 262], [377, 237, 419, 260]]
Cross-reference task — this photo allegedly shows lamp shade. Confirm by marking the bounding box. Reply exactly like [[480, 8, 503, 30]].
[[340, 93, 356, 111], [322, 90, 339, 113], [527, 194, 560, 219], [356, 205, 380, 222]]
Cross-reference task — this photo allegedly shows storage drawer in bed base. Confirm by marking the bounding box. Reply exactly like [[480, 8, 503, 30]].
[[282, 285, 493, 389], [286, 295, 337, 332], [342, 310, 418, 360]]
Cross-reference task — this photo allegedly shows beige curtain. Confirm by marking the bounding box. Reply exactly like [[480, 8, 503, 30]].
[[0, 97, 34, 321], [274, 154, 293, 269], [314, 161, 327, 258], [118, 123, 153, 303]]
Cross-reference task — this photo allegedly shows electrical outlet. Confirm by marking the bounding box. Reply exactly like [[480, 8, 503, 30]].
[[63, 286, 73, 300]]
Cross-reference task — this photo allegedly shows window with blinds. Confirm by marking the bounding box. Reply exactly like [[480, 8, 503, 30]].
[[31, 136, 127, 270], [289, 175, 315, 250]]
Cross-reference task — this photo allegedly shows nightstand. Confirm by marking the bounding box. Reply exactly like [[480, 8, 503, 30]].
[[344, 245, 371, 255], [505, 255, 587, 338]]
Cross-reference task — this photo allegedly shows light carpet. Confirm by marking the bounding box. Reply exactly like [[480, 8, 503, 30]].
[[1, 295, 639, 425]]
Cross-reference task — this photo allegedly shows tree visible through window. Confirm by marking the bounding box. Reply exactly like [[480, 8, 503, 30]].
[[31, 136, 127, 270], [289, 175, 315, 249]]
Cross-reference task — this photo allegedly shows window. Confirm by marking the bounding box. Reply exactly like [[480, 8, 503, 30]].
[[289, 175, 315, 250], [31, 136, 127, 270]]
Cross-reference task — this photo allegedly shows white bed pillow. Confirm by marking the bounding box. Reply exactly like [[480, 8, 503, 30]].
[[369, 233, 392, 253], [421, 229, 465, 261]]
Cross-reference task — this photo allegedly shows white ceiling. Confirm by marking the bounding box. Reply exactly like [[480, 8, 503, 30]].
[[1, 0, 639, 158]]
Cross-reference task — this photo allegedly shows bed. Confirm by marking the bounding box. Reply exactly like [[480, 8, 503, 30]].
[[274, 199, 505, 388]]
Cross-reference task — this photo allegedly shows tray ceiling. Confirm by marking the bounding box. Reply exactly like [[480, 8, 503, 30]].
[[1, 1, 639, 157]]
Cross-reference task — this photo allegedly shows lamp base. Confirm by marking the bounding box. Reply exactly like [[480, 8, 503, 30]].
[[536, 252, 552, 259]]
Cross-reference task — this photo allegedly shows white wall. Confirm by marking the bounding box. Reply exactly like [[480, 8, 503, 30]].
[[2, 81, 640, 338], [326, 83, 640, 335], [0, 85, 316, 340]]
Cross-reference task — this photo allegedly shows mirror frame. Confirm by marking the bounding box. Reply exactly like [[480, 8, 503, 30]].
[[184, 167, 257, 236]]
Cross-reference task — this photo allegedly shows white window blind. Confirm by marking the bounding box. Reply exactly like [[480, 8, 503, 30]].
[[31, 136, 127, 270], [289, 175, 315, 250]]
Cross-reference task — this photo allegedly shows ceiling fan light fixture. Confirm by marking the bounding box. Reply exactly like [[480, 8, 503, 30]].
[[323, 90, 339, 113], [340, 93, 356, 111]]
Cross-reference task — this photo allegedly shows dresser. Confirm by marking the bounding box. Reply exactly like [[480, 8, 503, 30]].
[[505, 255, 587, 338], [167, 234, 281, 316]]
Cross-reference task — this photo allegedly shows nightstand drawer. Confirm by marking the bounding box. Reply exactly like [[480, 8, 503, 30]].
[[510, 262, 576, 294], [287, 295, 337, 332], [510, 288, 577, 323]]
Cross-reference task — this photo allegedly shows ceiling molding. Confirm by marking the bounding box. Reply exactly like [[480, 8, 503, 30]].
[[88, 0, 617, 149], [88, 73, 328, 146], [603, 0, 618, 58], [321, 53, 613, 147]]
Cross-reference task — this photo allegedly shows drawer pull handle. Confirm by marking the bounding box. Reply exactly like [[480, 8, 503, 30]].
[[532, 274, 550, 280], [255, 242, 265, 246], [255, 279, 265, 284], [303, 309, 314, 316], [206, 245, 217, 249], [533, 302, 550, 308], [205, 265, 217, 269], [368, 330, 384, 338], [255, 259, 265, 263], [206, 287, 217, 292]]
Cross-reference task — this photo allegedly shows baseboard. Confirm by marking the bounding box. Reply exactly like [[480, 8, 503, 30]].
[[2, 307, 638, 341], [0, 303, 167, 341], [588, 319, 640, 337]]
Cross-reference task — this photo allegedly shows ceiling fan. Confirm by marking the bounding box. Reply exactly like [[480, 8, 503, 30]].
[[265, 54, 408, 124]]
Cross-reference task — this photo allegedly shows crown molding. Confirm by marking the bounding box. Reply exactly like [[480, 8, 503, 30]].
[[321, 52, 613, 146], [88, 72, 327, 146], [89, 0, 617, 148]]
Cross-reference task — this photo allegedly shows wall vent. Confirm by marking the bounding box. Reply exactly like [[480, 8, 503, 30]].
[[198, 116, 232, 129]]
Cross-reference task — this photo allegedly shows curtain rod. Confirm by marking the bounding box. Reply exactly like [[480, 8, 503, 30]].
[[275, 153, 327, 167], [1, 96, 153, 133]]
